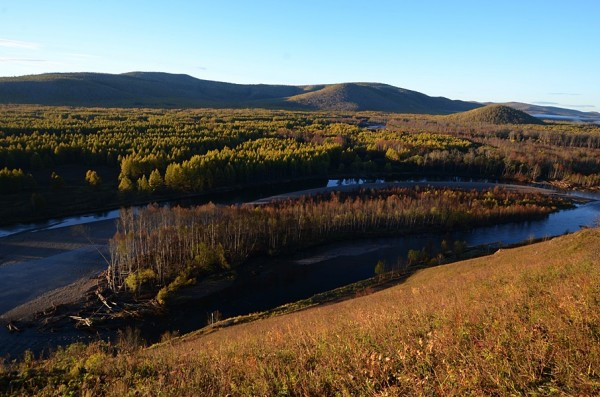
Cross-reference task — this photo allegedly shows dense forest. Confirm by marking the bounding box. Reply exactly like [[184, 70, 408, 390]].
[[0, 105, 598, 223], [108, 186, 571, 303]]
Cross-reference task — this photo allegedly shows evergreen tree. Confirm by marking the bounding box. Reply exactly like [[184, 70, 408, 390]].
[[137, 175, 150, 191], [148, 169, 164, 192], [118, 175, 134, 192]]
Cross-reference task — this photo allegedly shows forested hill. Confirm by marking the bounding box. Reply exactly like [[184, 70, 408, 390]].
[[448, 104, 545, 125], [0, 72, 480, 113]]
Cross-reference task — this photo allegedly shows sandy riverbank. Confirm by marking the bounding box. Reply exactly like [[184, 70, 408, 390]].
[[0, 219, 116, 319], [0, 218, 116, 267]]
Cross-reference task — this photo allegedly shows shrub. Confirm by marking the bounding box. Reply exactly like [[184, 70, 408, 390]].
[[85, 170, 102, 187], [374, 260, 385, 276], [156, 274, 195, 305], [124, 268, 158, 293]]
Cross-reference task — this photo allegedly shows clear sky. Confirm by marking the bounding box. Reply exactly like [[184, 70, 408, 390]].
[[1, 1, 599, 111]]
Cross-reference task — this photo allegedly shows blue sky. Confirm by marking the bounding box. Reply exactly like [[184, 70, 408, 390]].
[[1, 1, 599, 111]]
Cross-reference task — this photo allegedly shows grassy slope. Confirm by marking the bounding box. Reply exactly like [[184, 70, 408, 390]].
[[2, 229, 599, 395]]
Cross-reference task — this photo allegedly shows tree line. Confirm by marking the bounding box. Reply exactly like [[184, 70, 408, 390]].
[[108, 187, 571, 302], [1, 105, 599, 202]]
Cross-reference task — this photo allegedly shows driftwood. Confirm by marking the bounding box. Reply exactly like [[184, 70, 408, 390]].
[[96, 290, 115, 311], [69, 315, 93, 327], [6, 322, 21, 333]]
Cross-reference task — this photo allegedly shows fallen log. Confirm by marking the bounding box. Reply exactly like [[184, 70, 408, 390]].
[[69, 315, 93, 327], [96, 290, 114, 311]]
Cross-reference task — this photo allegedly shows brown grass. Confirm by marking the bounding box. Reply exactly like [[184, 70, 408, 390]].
[[2, 229, 599, 396]]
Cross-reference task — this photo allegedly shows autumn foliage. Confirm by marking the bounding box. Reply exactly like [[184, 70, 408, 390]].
[[108, 187, 570, 294]]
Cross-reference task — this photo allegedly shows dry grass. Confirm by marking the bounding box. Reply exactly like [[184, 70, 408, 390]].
[[2, 229, 599, 396]]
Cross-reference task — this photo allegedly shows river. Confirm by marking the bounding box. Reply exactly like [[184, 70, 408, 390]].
[[0, 178, 599, 357]]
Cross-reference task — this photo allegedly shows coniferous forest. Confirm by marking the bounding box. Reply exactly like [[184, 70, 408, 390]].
[[0, 106, 599, 224]]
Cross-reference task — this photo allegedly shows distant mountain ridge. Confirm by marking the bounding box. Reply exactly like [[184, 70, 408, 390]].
[[0, 72, 597, 119], [0, 72, 479, 114], [492, 102, 600, 120]]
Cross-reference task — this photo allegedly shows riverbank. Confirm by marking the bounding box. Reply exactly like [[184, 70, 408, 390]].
[[3, 172, 597, 231], [0, 219, 115, 267], [0, 174, 336, 229], [3, 229, 598, 395], [1, 181, 598, 358], [0, 233, 555, 358]]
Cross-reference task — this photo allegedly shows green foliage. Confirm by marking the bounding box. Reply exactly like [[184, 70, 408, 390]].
[[155, 243, 229, 305], [1, 106, 599, 204], [0, 106, 599, 227], [164, 163, 186, 190], [156, 274, 195, 305], [124, 268, 158, 293], [191, 243, 229, 273]]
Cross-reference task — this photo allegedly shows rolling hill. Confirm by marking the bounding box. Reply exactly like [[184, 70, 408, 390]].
[[449, 104, 545, 124], [285, 82, 479, 113], [0, 72, 480, 113], [1, 72, 598, 120]]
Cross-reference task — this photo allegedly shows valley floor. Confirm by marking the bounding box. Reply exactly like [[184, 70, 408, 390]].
[[1, 228, 598, 395]]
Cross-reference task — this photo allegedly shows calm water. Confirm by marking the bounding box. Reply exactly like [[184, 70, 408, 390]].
[[1, 178, 599, 357], [0, 179, 329, 238]]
